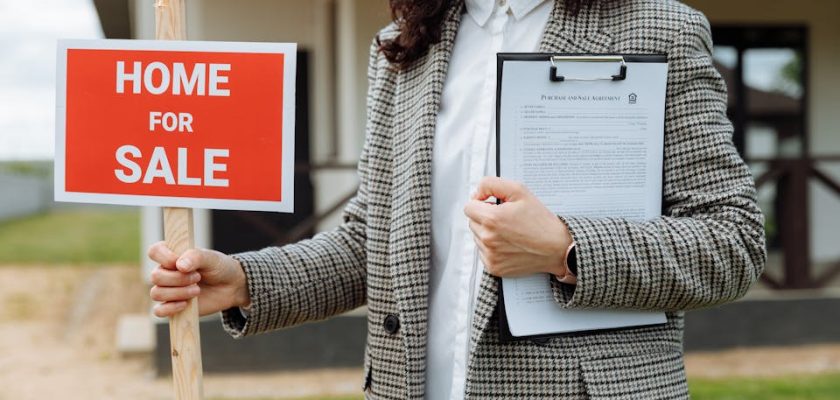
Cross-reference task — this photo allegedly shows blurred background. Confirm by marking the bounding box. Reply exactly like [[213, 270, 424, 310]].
[[1, 0, 839, 399]]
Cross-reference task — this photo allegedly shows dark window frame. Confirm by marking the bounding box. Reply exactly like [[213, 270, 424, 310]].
[[710, 25, 809, 160]]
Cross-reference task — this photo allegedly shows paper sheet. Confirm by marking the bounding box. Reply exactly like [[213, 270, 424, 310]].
[[498, 57, 669, 337]]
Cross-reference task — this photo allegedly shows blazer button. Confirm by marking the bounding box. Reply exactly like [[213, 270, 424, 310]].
[[383, 314, 400, 335]]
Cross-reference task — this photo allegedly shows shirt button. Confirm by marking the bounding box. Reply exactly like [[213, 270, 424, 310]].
[[498, 0, 506, 5], [383, 314, 400, 335]]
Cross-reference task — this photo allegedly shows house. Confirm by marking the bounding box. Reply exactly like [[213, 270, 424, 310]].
[[92, 0, 840, 373]]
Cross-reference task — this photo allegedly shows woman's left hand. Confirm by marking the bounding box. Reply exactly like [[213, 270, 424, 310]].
[[464, 176, 576, 283]]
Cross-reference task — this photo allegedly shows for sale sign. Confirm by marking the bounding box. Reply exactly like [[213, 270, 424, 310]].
[[55, 40, 296, 212]]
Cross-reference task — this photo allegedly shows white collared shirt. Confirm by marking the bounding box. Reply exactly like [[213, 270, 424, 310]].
[[426, 0, 554, 399]]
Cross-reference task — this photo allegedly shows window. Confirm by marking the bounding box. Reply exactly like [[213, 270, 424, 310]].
[[711, 26, 811, 288]]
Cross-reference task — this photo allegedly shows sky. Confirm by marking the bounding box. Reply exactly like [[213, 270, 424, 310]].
[[0, 0, 102, 160]]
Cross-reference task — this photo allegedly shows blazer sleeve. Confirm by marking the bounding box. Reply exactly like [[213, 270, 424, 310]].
[[220, 40, 382, 338], [550, 10, 767, 312]]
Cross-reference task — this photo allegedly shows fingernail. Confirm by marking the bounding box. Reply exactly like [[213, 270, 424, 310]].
[[190, 272, 200, 282], [177, 258, 191, 270], [189, 286, 200, 296]]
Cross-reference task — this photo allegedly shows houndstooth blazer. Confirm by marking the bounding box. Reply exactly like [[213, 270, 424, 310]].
[[221, 0, 767, 398]]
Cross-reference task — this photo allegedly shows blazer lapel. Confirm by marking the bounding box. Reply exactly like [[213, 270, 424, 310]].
[[389, 1, 464, 395], [540, 0, 613, 54], [469, 0, 613, 353]]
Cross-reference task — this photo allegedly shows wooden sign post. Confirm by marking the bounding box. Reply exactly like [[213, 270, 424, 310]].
[[154, 1, 203, 399], [54, 2, 296, 399]]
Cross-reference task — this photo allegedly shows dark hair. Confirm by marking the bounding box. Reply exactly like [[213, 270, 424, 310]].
[[378, 0, 591, 70]]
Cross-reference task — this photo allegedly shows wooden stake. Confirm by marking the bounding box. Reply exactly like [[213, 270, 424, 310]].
[[163, 208, 203, 399], [155, 1, 204, 399], [155, 0, 186, 41]]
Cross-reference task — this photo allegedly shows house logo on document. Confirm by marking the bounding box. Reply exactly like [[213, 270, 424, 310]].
[[628, 93, 638, 105]]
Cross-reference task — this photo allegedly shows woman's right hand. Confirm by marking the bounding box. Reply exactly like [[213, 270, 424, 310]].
[[147, 241, 251, 318]]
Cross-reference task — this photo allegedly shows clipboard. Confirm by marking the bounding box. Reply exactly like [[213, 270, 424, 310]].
[[494, 53, 669, 342]]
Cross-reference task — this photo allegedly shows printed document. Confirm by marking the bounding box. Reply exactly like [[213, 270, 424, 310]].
[[498, 57, 669, 337]]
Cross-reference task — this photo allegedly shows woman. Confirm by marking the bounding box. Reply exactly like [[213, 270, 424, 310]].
[[148, 0, 766, 398]]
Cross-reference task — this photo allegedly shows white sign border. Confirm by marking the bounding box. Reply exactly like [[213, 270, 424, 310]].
[[55, 39, 296, 213]]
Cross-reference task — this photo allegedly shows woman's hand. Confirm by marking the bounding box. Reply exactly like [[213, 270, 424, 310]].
[[147, 242, 251, 317], [463, 177, 576, 283]]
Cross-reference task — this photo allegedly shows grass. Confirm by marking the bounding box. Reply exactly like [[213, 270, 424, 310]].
[[0, 160, 52, 178], [0, 208, 140, 265], [690, 373, 840, 400], [210, 374, 840, 400]]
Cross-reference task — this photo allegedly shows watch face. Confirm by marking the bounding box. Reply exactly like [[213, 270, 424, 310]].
[[567, 246, 578, 276]]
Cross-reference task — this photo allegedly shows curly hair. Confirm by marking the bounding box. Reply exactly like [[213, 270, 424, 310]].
[[377, 0, 590, 70]]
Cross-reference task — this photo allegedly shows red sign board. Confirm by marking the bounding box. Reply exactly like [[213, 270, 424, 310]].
[[55, 40, 296, 212]]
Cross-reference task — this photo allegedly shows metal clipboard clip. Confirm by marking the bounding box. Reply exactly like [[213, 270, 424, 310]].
[[549, 55, 627, 82]]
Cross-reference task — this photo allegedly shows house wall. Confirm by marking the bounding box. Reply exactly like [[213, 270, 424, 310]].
[[127, 0, 390, 278], [128, 0, 840, 267], [685, 0, 840, 262], [177, 0, 390, 230]]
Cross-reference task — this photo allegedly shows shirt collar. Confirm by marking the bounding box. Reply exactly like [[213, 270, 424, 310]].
[[465, 0, 550, 27]]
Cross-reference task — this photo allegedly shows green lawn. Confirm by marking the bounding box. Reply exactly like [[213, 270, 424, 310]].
[[0, 208, 140, 265], [212, 373, 840, 400], [690, 373, 840, 400]]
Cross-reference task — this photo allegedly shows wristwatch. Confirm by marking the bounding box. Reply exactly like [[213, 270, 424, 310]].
[[554, 241, 577, 282], [565, 242, 578, 276]]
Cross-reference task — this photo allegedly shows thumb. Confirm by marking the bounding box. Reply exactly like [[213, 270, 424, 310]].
[[472, 177, 524, 202], [175, 248, 221, 273]]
